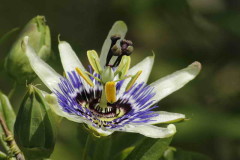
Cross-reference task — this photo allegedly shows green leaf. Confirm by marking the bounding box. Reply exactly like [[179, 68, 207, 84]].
[[0, 91, 16, 153], [113, 146, 135, 160], [174, 150, 211, 160], [0, 151, 7, 160], [93, 136, 112, 160], [161, 148, 212, 160], [125, 137, 172, 160], [0, 91, 16, 132]]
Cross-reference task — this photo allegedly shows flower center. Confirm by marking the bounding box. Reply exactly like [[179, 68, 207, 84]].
[[75, 92, 131, 122], [73, 35, 143, 117]]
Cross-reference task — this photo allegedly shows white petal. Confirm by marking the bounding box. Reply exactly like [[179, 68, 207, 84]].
[[149, 61, 201, 103], [24, 36, 62, 91], [118, 55, 154, 96], [123, 124, 176, 138], [100, 21, 127, 67], [88, 126, 114, 137], [147, 111, 185, 124], [44, 93, 84, 123], [46, 94, 113, 136], [58, 41, 86, 73]]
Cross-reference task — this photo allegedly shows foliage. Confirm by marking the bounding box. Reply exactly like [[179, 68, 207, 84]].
[[0, 0, 240, 159]]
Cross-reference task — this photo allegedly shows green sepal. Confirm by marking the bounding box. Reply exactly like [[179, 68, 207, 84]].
[[114, 55, 131, 79], [125, 137, 172, 160], [14, 85, 57, 160], [4, 16, 51, 83]]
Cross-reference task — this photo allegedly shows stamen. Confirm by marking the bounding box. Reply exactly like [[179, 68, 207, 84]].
[[63, 72, 66, 77], [111, 44, 122, 56], [126, 70, 142, 91], [114, 55, 131, 79], [85, 72, 102, 82], [105, 81, 117, 103], [120, 39, 133, 56], [75, 67, 94, 87], [112, 39, 134, 67], [87, 50, 102, 74]]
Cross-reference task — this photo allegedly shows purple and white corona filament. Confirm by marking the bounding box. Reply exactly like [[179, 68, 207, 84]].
[[24, 21, 201, 138]]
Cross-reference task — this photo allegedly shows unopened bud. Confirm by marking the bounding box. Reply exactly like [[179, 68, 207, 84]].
[[4, 16, 51, 83], [14, 85, 56, 160]]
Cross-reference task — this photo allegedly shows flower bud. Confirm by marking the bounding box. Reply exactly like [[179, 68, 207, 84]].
[[14, 85, 56, 160], [4, 16, 51, 83]]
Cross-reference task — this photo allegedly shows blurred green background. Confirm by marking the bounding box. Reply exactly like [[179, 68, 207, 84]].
[[0, 0, 240, 160]]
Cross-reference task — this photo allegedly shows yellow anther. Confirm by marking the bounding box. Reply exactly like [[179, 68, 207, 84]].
[[75, 67, 94, 87], [115, 55, 131, 78], [126, 70, 142, 91], [63, 71, 66, 77], [105, 81, 117, 103], [87, 50, 102, 74]]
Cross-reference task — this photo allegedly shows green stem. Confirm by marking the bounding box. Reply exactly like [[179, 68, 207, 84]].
[[8, 82, 17, 100], [0, 136, 8, 153], [0, 114, 25, 160], [82, 135, 92, 160]]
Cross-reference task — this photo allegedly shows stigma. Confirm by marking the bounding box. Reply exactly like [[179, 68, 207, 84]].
[[105, 35, 134, 67]]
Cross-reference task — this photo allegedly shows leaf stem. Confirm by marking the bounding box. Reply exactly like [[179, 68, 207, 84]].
[[0, 114, 25, 160]]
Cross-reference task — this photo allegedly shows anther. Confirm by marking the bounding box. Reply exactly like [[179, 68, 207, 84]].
[[75, 67, 94, 87], [111, 44, 122, 56], [126, 70, 142, 91], [112, 39, 134, 67], [121, 39, 133, 56], [105, 81, 117, 104], [125, 46, 134, 56]]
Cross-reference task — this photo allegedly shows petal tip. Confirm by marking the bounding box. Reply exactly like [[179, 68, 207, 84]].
[[190, 61, 202, 71], [167, 124, 176, 135], [187, 61, 202, 76]]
